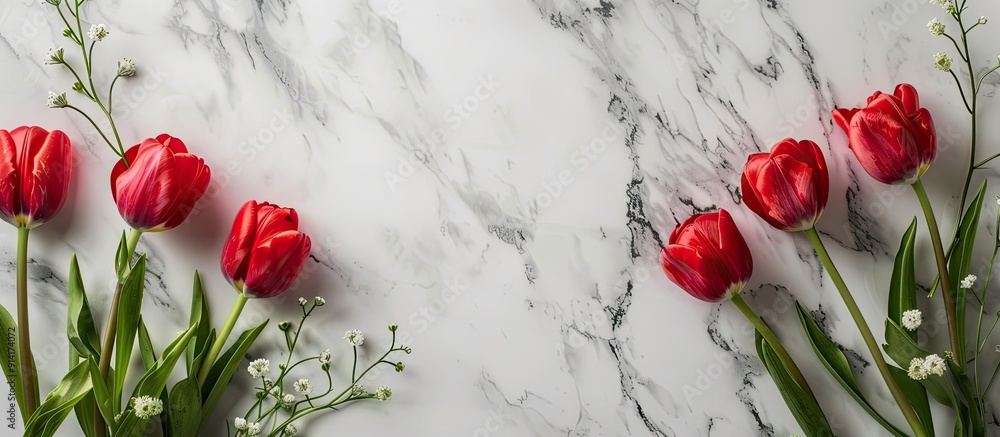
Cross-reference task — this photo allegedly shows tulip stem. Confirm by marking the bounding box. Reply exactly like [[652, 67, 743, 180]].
[[95, 228, 141, 437], [912, 181, 963, 364], [730, 293, 816, 402], [16, 227, 37, 418], [198, 293, 248, 386], [804, 227, 927, 437]]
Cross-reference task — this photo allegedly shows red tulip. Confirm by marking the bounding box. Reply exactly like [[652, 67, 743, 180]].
[[0, 126, 72, 229], [660, 209, 753, 302], [221, 200, 312, 299], [832, 83, 936, 184], [111, 134, 211, 232], [741, 138, 829, 232]]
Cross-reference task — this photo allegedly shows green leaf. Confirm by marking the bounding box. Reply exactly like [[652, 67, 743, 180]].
[[67, 255, 101, 359], [114, 231, 128, 280], [137, 318, 171, 437], [87, 358, 115, 430], [0, 303, 27, 418], [888, 365, 934, 437], [137, 318, 156, 369], [947, 361, 984, 435], [168, 378, 202, 437], [24, 361, 93, 437], [113, 254, 147, 416], [949, 181, 986, 352], [70, 347, 97, 437], [796, 303, 907, 436], [753, 329, 833, 436], [114, 324, 197, 437], [888, 218, 919, 343], [186, 271, 211, 379], [198, 320, 268, 432], [883, 318, 955, 407]]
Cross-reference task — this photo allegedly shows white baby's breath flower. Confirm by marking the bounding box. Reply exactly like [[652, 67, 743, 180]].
[[284, 424, 298, 436], [375, 385, 392, 401], [902, 309, 922, 331], [961, 274, 977, 289], [282, 393, 296, 408], [268, 384, 281, 398], [234, 417, 248, 430], [922, 354, 946, 376], [908, 357, 928, 380], [314, 296, 326, 306], [293, 379, 313, 395], [928, 18, 946, 35], [351, 384, 365, 397], [979, 16, 988, 24], [934, 52, 953, 71], [117, 58, 136, 77], [87, 24, 108, 41], [930, 0, 947, 6], [245, 422, 261, 436], [131, 395, 163, 419], [344, 329, 364, 346], [298, 297, 308, 306], [46, 91, 67, 109], [319, 349, 332, 365], [248, 358, 270, 378]]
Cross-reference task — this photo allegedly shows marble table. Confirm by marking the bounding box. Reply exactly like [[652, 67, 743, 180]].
[[1, 0, 999, 435]]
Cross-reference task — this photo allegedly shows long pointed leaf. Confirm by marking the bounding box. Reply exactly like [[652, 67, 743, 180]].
[[888, 365, 934, 436], [198, 320, 268, 432], [889, 219, 919, 343], [186, 271, 211, 379], [949, 181, 986, 355], [114, 324, 197, 437], [883, 318, 956, 407], [754, 329, 833, 436], [113, 255, 147, 415], [796, 303, 907, 436], [24, 361, 93, 437], [67, 255, 101, 359]]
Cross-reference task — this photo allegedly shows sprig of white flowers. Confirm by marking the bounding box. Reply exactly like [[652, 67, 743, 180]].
[[231, 299, 410, 436]]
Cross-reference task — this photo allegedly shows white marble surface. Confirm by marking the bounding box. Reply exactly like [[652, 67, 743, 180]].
[[1, 0, 1000, 435]]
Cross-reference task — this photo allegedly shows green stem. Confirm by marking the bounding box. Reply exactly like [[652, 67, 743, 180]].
[[95, 229, 141, 437], [912, 181, 963, 364], [16, 227, 37, 417], [64, 105, 120, 159], [198, 293, 248, 385], [730, 293, 816, 401], [804, 227, 927, 437]]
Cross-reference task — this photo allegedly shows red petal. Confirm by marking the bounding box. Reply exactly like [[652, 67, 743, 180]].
[[715, 209, 753, 282], [0, 130, 17, 225], [894, 83, 920, 115], [111, 144, 142, 202], [243, 231, 312, 299], [741, 153, 785, 230], [160, 153, 211, 229], [114, 141, 178, 230], [221, 200, 259, 284], [660, 245, 727, 302], [832, 108, 858, 134], [156, 134, 189, 154], [850, 110, 920, 184]]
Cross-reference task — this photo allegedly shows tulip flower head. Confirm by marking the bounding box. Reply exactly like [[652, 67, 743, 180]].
[[833, 83, 936, 185], [741, 138, 829, 232], [659, 209, 753, 302], [221, 200, 312, 299], [0, 126, 72, 229], [111, 134, 211, 232]]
